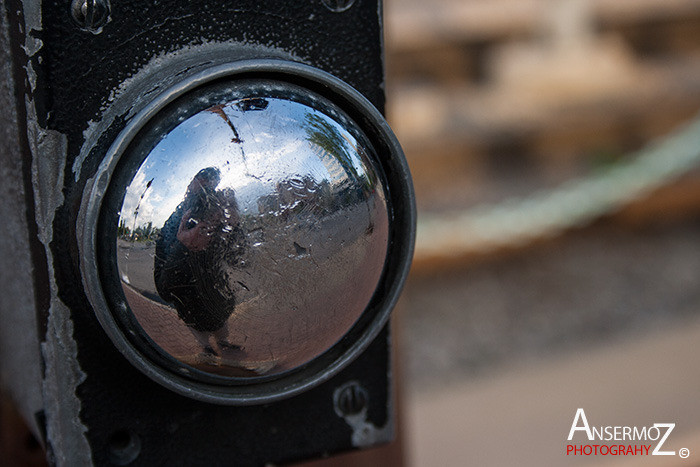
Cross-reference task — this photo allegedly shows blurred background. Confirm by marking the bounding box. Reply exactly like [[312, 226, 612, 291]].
[[5, 0, 700, 465], [385, 0, 700, 465]]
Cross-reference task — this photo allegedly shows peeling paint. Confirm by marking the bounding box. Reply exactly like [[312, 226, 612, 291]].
[[27, 100, 67, 245], [343, 410, 391, 447], [333, 381, 394, 448], [20, 0, 41, 93], [29, 87, 93, 467], [40, 286, 90, 466], [20, 0, 93, 464], [29, 103, 92, 467], [20, 0, 40, 33]]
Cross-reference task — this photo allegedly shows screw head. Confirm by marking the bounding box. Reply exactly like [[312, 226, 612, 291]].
[[334, 381, 368, 416], [71, 0, 111, 34], [321, 0, 356, 13]]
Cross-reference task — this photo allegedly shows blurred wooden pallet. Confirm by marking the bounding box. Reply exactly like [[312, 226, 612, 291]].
[[386, 0, 700, 60], [390, 57, 700, 211], [385, 0, 700, 215]]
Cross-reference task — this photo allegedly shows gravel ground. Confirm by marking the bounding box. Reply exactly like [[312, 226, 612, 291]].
[[398, 218, 700, 392]]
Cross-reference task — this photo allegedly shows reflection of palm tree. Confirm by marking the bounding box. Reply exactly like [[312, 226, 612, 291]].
[[304, 113, 373, 192]]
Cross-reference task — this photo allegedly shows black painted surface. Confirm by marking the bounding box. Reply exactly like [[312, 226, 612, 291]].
[[80, 326, 390, 466], [41, 0, 384, 134], [9, 0, 390, 465]]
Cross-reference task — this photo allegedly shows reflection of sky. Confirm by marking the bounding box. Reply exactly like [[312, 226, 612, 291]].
[[120, 97, 371, 230]]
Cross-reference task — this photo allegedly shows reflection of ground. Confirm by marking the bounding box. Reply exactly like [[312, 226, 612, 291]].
[[121, 282, 269, 377], [116, 194, 388, 376], [117, 240, 158, 298], [217, 196, 389, 369]]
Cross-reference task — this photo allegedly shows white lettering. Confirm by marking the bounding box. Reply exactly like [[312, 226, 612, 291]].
[[592, 426, 604, 440], [633, 426, 647, 440], [568, 409, 593, 441], [647, 426, 660, 441], [652, 423, 675, 456], [604, 426, 613, 441], [623, 426, 631, 440]]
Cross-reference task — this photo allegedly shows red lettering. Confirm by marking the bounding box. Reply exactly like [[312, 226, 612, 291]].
[[564, 443, 655, 457]]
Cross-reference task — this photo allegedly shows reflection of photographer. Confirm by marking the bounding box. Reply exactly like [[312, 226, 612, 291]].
[[154, 167, 246, 358]]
